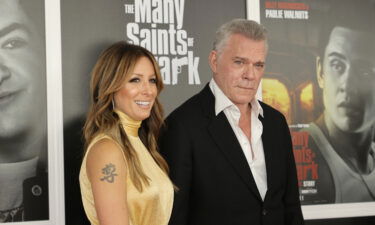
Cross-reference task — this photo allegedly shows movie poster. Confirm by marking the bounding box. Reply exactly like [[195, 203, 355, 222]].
[[1, 0, 47, 223], [1, 0, 65, 224], [249, 0, 375, 219]]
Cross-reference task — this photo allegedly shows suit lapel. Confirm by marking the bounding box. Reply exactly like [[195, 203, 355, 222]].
[[208, 113, 262, 201], [199, 85, 262, 201], [259, 111, 276, 195]]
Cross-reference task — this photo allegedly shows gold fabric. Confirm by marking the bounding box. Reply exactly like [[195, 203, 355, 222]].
[[79, 110, 174, 225]]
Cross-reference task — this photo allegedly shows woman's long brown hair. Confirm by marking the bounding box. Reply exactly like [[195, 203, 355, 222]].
[[83, 41, 168, 192]]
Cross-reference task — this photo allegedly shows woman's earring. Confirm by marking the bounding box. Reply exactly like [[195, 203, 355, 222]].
[[112, 98, 115, 110]]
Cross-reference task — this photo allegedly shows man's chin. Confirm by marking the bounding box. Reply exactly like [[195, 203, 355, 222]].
[[233, 95, 256, 103], [335, 118, 365, 133], [0, 132, 26, 144], [0, 117, 31, 138]]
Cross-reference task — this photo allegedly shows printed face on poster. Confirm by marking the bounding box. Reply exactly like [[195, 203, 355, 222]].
[[0, 0, 65, 224], [248, 0, 375, 220]]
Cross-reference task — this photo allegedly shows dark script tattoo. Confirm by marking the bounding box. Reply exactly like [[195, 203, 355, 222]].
[[100, 163, 118, 183]]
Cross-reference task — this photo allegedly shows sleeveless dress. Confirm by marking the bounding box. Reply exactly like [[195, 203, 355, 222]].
[[79, 110, 174, 225]]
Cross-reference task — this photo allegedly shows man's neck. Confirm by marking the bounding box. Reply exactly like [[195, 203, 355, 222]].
[[0, 132, 45, 163], [238, 104, 252, 140], [0, 157, 39, 210]]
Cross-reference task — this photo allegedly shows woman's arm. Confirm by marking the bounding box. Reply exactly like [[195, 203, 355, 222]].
[[86, 138, 129, 225]]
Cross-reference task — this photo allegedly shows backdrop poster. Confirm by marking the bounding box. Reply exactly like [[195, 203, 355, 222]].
[[0, 0, 49, 223], [1, 0, 64, 224], [61, 1, 246, 224], [248, 0, 375, 220]]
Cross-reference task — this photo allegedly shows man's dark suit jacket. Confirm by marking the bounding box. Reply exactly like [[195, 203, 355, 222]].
[[160, 84, 304, 225]]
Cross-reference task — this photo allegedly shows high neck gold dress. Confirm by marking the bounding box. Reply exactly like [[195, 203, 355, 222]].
[[79, 110, 174, 225]]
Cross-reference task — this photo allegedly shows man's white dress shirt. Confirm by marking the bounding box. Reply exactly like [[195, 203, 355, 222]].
[[209, 79, 268, 200]]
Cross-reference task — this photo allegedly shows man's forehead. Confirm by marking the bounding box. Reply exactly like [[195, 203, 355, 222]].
[[0, 0, 26, 25], [326, 26, 375, 59], [329, 27, 375, 46], [225, 35, 266, 52], [233, 34, 265, 45]]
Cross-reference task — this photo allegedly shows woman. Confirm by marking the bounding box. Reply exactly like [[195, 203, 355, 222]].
[[79, 42, 173, 225]]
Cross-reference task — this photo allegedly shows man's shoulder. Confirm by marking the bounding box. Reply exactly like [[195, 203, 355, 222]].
[[172, 92, 202, 113], [167, 85, 211, 121]]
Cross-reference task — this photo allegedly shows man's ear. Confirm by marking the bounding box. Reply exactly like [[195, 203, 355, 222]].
[[316, 56, 324, 89], [208, 50, 218, 73]]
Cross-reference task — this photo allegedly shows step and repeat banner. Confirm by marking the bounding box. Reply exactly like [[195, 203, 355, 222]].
[[61, 0, 246, 224], [2, 0, 374, 224], [249, 0, 375, 220]]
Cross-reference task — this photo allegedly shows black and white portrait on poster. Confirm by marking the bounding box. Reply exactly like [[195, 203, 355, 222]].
[[0, 0, 48, 222], [247, 0, 375, 220], [0, 0, 65, 224]]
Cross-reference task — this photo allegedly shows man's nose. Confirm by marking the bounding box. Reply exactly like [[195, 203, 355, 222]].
[[242, 63, 256, 80], [0, 63, 11, 86], [339, 66, 359, 94]]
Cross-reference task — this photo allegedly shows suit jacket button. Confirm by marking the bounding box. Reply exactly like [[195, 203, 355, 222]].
[[262, 209, 267, 216]]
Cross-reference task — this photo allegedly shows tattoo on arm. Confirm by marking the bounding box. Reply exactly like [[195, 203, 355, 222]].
[[100, 163, 118, 183]]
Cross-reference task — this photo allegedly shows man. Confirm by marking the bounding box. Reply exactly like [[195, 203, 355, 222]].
[[0, 0, 48, 222], [160, 19, 304, 225], [304, 0, 375, 203]]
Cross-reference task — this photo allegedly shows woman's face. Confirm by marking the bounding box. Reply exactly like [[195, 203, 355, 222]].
[[114, 56, 158, 121]]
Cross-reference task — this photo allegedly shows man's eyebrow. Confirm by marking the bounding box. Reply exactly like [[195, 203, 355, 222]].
[[232, 56, 250, 64], [232, 56, 265, 64], [327, 52, 347, 61], [0, 23, 30, 38], [232, 56, 247, 61]]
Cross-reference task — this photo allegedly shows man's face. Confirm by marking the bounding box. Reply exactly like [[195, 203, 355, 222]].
[[319, 26, 375, 132], [0, 0, 46, 139], [209, 33, 266, 109]]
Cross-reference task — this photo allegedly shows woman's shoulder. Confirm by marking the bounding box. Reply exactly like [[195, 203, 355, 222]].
[[86, 135, 126, 172]]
